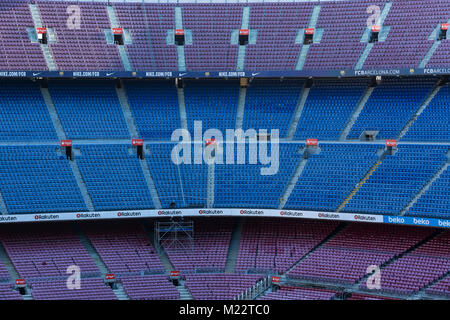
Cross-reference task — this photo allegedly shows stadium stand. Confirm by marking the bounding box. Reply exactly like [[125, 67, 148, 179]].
[[76, 144, 154, 211], [38, 1, 123, 70], [113, 3, 178, 71], [294, 78, 369, 140], [244, 3, 313, 71], [119, 275, 180, 300], [0, 283, 23, 300], [184, 79, 239, 134], [0, 1, 449, 71], [347, 77, 438, 140], [147, 143, 207, 208], [48, 80, 129, 139], [363, 0, 450, 69], [0, 219, 447, 300], [0, 0, 449, 302], [82, 221, 165, 274], [343, 145, 449, 215], [287, 223, 435, 285], [360, 230, 450, 295], [235, 219, 338, 274], [214, 143, 302, 208], [302, 0, 384, 70], [406, 165, 450, 218], [259, 286, 337, 300], [403, 82, 450, 142], [0, 80, 57, 141], [425, 274, 450, 298], [0, 224, 100, 278], [0, 146, 86, 214], [243, 79, 303, 137], [183, 4, 240, 71], [124, 80, 181, 140], [184, 274, 264, 300], [161, 219, 233, 273], [284, 144, 381, 211], [30, 278, 117, 300], [0, 1, 47, 70]]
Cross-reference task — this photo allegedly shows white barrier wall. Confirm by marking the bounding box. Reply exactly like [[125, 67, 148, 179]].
[[1, 208, 449, 229]]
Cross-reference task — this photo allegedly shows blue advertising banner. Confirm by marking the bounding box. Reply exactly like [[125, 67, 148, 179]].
[[383, 215, 450, 228], [0, 68, 449, 78]]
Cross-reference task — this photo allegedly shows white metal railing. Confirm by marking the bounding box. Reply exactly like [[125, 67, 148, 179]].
[[234, 275, 271, 300]]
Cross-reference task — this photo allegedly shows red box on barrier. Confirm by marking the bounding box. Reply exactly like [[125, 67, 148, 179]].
[[60, 140, 72, 147], [175, 29, 185, 36], [386, 139, 397, 147], [132, 139, 143, 146], [112, 28, 123, 35], [239, 29, 249, 36], [371, 25, 381, 32], [306, 139, 318, 146], [105, 274, 115, 280], [305, 28, 315, 35]]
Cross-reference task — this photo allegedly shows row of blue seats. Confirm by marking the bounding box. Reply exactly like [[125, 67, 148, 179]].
[[0, 143, 448, 217], [0, 78, 448, 143]]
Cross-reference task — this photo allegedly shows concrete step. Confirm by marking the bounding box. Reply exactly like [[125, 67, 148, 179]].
[[225, 219, 243, 273], [116, 85, 139, 138], [355, 43, 374, 70], [235, 87, 246, 130], [0, 191, 8, 215], [237, 45, 246, 71], [278, 157, 308, 209], [175, 7, 183, 30], [241, 7, 250, 29], [398, 84, 442, 140], [177, 45, 186, 71], [107, 6, 133, 71], [74, 225, 109, 275], [0, 243, 19, 279], [285, 223, 346, 275], [286, 86, 310, 139], [337, 157, 385, 212], [140, 159, 162, 209], [340, 86, 375, 140], [309, 5, 321, 28], [29, 4, 57, 70], [40, 87, 66, 140], [295, 45, 309, 71], [41, 45, 57, 71], [143, 222, 175, 274], [177, 283, 194, 300], [106, 5, 119, 27], [400, 162, 449, 216], [69, 160, 95, 212], [113, 282, 130, 300], [118, 46, 132, 71], [177, 88, 188, 130], [206, 163, 215, 208]]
